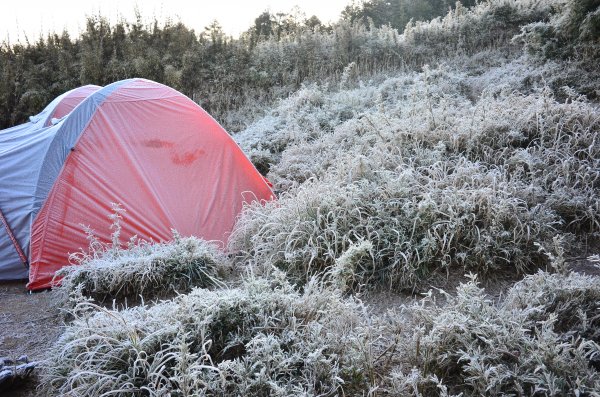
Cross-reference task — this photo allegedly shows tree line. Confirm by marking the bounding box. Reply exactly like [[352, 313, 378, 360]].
[[0, 0, 481, 130], [2, 0, 597, 131]]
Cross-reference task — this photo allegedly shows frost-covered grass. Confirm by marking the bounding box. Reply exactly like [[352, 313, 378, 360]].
[[42, 268, 600, 396], [387, 271, 600, 396], [56, 228, 228, 305], [39, 1, 600, 395], [41, 276, 374, 396], [230, 164, 557, 290], [232, 62, 599, 289]]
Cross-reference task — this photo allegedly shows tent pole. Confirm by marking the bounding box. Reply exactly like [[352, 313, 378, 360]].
[[0, 206, 29, 269]]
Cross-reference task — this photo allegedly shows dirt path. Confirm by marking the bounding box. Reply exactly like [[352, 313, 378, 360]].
[[0, 281, 62, 396]]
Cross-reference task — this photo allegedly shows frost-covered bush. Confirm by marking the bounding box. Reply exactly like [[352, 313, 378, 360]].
[[400, 0, 558, 62], [331, 239, 374, 292], [387, 271, 600, 396], [240, 67, 599, 227], [41, 276, 373, 396], [57, 231, 227, 305], [234, 81, 381, 177], [458, 88, 600, 232], [251, 21, 402, 86], [232, 62, 599, 289], [230, 160, 558, 290], [223, 0, 566, 133], [504, 270, 600, 345], [515, 0, 600, 60]]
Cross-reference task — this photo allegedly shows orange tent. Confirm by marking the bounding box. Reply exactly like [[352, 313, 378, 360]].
[[0, 79, 273, 290]]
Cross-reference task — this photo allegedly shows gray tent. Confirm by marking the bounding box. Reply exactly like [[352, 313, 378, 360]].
[[0, 85, 100, 280]]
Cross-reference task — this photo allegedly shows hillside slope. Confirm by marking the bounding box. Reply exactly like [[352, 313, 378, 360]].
[[232, 0, 600, 291], [4, 0, 600, 395]]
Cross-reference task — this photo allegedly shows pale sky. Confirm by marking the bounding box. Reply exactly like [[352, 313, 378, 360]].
[[1, 0, 352, 44]]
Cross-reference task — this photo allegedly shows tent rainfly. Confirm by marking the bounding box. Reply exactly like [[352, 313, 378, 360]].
[[0, 79, 274, 290]]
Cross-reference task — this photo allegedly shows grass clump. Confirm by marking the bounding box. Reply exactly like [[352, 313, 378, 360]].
[[387, 271, 600, 396], [41, 276, 374, 396], [55, 205, 227, 305], [57, 231, 227, 305]]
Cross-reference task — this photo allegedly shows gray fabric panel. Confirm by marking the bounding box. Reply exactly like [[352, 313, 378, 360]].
[[0, 89, 82, 279], [0, 123, 58, 279], [0, 80, 129, 279], [0, 85, 114, 280], [0, 230, 28, 279]]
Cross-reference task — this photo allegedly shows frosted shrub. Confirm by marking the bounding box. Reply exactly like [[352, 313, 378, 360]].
[[515, 0, 600, 61], [57, 233, 228, 305], [232, 59, 599, 290], [235, 82, 380, 178], [503, 270, 600, 346], [470, 89, 600, 232], [229, 180, 365, 283], [401, 0, 558, 62], [388, 271, 600, 396], [231, 159, 558, 290], [251, 21, 402, 85], [41, 277, 373, 396]]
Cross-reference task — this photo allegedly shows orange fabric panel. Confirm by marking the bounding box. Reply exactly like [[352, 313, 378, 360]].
[[28, 80, 273, 290]]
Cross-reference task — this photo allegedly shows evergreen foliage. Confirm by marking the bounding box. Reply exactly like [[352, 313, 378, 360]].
[[342, 0, 478, 31], [5, 0, 597, 131]]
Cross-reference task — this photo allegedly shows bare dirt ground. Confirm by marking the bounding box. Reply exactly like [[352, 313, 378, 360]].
[[0, 281, 61, 397]]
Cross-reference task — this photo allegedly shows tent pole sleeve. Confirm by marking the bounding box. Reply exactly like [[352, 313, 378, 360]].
[[0, 206, 29, 269]]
